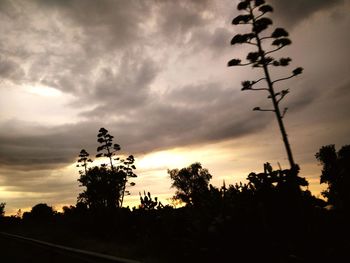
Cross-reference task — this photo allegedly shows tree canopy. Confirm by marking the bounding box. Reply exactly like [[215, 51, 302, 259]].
[[169, 162, 212, 207], [316, 144, 350, 211]]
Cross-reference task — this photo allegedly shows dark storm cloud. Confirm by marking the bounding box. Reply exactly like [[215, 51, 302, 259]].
[[0, 80, 272, 170], [100, 83, 270, 154], [329, 79, 350, 98], [155, 0, 213, 42], [0, 0, 231, 172], [36, 0, 151, 49], [79, 53, 160, 116], [0, 168, 74, 193], [35, 0, 214, 50], [0, 56, 24, 81], [0, 121, 101, 170], [270, 0, 344, 27]]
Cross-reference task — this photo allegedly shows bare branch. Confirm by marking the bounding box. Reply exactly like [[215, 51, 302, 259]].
[[255, 13, 266, 20], [260, 36, 274, 41], [228, 58, 254, 67], [252, 87, 269, 91], [254, 77, 266, 84], [245, 41, 258, 46], [281, 107, 288, 118], [265, 45, 284, 55], [241, 78, 268, 91], [239, 62, 254, 66], [272, 74, 295, 85], [253, 107, 275, 112], [267, 89, 289, 103], [276, 89, 290, 103]]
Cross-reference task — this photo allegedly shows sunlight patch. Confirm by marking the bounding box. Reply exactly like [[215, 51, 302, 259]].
[[137, 150, 187, 171], [25, 84, 62, 97]]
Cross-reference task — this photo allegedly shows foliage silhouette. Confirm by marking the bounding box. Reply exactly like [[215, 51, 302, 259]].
[[169, 162, 212, 207], [77, 128, 137, 209], [22, 203, 55, 222], [96, 127, 120, 170], [76, 149, 93, 175], [316, 144, 350, 211], [139, 191, 163, 210], [0, 202, 5, 217], [78, 166, 124, 210], [228, 0, 303, 169]]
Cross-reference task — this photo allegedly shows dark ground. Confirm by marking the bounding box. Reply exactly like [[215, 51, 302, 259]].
[[0, 233, 137, 263]]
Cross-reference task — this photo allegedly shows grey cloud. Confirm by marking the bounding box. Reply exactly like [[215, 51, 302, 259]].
[[0, 0, 220, 101], [330, 79, 350, 98], [0, 121, 101, 170], [0, 82, 271, 170], [78, 52, 160, 117], [270, 0, 344, 27], [35, 0, 214, 52], [184, 27, 233, 57], [0, 167, 71, 191], [37, 0, 151, 49], [209, 28, 233, 53], [90, 83, 272, 153], [0, 0, 19, 18], [155, 0, 213, 42], [0, 56, 25, 81]]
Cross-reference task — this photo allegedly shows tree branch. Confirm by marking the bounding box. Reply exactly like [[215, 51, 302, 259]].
[[254, 77, 266, 85], [249, 87, 269, 91], [272, 74, 295, 85], [281, 107, 288, 118], [265, 45, 284, 55], [253, 107, 275, 112], [246, 41, 258, 46], [239, 62, 254, 66], [260, 36, 274, 41]]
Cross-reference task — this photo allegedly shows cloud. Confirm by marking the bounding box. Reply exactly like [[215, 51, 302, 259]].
[[0, 80, 272, 171], [0, 120, 99, 170], [78, 51, 160, 117], [269, 0, 344, 27], [36, 0, 151, 49], [0, 56, 24, 81]]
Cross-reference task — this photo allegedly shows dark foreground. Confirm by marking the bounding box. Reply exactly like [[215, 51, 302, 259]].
[[0, 232, 139, 263]]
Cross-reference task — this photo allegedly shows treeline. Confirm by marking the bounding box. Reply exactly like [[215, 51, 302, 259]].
[[0, 129, 349, 262]]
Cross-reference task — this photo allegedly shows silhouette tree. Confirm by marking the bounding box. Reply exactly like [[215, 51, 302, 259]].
[[316, 144, 350, 211], [95, 127, 137, 206], [139, 191, 163, 210], [247, 162, 308, 198], [228, 0, 303, 169], [78, 165, 123, 209], [76, 149, 93, 175], [0, 202, 5, 217], [77, 128, 137, 209], [22, 203, 55, 222], [168, 162, 212, 207], [119, 154, 137, 207], [96, 127, 120, 170]]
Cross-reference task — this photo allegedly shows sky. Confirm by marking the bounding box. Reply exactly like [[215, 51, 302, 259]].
[[0, 0, 350, 215]]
